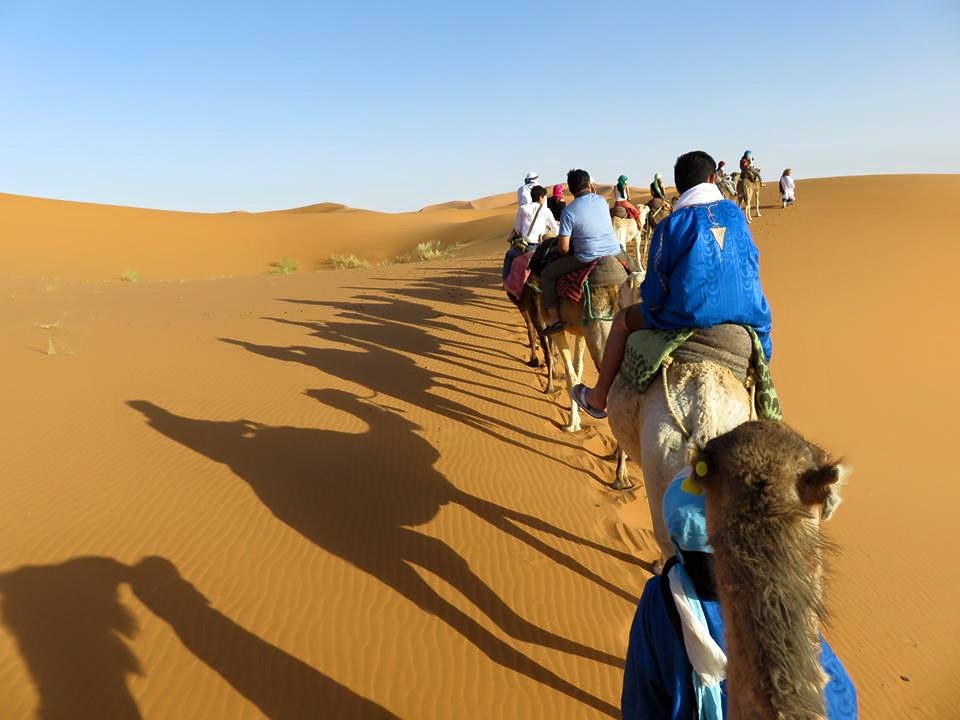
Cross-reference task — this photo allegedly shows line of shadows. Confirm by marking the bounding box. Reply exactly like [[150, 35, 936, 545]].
[[128, 389, 621, 717], [225, 285, 606, 484], [0, 556, 393, 719]]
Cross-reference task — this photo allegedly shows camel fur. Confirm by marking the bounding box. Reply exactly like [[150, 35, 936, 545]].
[[606, 360, 753, 552], [613, 209, 649, 270], [540, 271, 641, 489], [507, 285, 551, 370], [693, 420, 847, 720], [734, 169, 763, 223]]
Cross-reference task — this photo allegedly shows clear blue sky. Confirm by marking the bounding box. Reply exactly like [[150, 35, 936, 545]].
[[1, 1, 957, 212]]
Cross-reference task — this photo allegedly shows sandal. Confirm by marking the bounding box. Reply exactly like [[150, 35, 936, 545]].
[[543, 321, 564, 336], [572, 384, 607, 419]]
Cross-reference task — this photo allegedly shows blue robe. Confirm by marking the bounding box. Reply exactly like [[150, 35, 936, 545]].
[[622, 574, 858, 719], [640, 199, 773, 360]]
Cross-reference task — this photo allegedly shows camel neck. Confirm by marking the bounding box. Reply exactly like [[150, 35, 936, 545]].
[[714, 508, 829, 720]]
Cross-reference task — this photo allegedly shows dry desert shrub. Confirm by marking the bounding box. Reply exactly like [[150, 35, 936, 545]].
[[272, 257, 300, 274], [329, 254, 369, 269]]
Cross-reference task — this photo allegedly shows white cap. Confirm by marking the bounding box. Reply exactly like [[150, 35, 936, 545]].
[[525, 171, 539, 182]]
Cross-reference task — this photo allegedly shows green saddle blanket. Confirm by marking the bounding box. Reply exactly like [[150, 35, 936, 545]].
[[619, 326, 782, 421]]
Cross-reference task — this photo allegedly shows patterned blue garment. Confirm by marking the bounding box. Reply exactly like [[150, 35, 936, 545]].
[[640, 199, 773, 360], [621, 575, 859, 719]]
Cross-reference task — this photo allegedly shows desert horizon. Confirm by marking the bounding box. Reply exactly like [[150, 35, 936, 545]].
[[4, 172, 948, 283]]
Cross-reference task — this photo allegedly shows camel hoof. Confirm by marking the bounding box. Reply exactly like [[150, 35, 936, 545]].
[[562, 424, 581, 433], [611, 478, 634, 491], [526, 358, 540, 368]]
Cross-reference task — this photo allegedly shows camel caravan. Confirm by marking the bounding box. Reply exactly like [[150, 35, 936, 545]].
[[502, 153, 857, 718]]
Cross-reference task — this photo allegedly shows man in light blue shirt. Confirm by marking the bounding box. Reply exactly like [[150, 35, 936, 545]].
[[541, 168, 623, 334]]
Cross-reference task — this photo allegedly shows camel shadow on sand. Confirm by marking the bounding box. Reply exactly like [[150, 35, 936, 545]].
[[0, 555, 394, 719], [128, 388, 624, 717], [245, 274, 616, 486]]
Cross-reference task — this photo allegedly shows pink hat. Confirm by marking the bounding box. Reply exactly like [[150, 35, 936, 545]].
[[552, 184, 564, 199]]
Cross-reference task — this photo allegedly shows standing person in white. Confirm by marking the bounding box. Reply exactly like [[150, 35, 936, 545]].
[[779, 168, 796, 207], [518, 172, 540, 206]]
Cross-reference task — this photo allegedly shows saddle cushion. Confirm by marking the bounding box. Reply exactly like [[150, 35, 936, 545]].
[[588, 254, 630, 286], [556, 255, 629, 303]]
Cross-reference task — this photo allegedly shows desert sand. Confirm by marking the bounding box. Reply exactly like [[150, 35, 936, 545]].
[[0, 175, 955, 718]]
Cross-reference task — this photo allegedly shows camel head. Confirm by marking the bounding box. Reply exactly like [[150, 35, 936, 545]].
[[689, 420, 849, 719], [691, 420, 847, 530]]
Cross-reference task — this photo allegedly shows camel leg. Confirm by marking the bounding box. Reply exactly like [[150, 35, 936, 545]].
[[524, 312, 539, 367], [573, 334, 586, 382], [554, 332, 582, 433], [755, 186, 762, 217], [526, 327, 539, 367], [530, 295, 555, 393], [612, 447, 632, 490], [516, 304, 539, 368]]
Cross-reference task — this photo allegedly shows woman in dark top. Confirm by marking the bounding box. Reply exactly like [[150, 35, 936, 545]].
[[547, 184, 566, 222]]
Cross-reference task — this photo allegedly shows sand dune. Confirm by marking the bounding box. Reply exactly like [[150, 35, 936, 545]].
[[0, 176, 955, 718]]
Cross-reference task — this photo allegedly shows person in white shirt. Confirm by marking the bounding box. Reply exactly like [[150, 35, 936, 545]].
[[517, 171, 540, 206], [503, 185, 558, 279], [779, 168, 796, 207]]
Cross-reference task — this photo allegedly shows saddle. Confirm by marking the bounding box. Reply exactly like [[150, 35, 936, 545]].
[[610, 205, 630, 219], [555, 255, 629, 303], [645, 197, 670, 228]]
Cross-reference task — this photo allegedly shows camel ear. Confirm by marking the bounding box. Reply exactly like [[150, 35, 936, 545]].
[[798, 462, 850, 520]]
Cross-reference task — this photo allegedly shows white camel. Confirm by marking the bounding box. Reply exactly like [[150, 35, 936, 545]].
[[606, 357, 754, 560], [612, 208, 650, 270], [735, 168, 763, 223]]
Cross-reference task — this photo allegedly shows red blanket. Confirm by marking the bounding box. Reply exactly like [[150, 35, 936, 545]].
[[504, 252, 533, 298], [556, 260, 598, 303]]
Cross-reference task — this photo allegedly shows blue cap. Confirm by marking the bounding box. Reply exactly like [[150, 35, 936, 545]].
[[663, 467, 712, 556]]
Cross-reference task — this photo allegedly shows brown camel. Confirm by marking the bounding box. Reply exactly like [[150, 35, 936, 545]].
[[537, 261, 641, 488], [640, 197, 672, 265], [693, 420, 848, 720], [506, 283, 550, 370]]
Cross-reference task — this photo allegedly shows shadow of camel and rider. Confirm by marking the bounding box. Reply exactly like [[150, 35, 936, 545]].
[[0, 555, 395, 719], [228, 281, 616, 484], [128, 388, 629, 716]]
